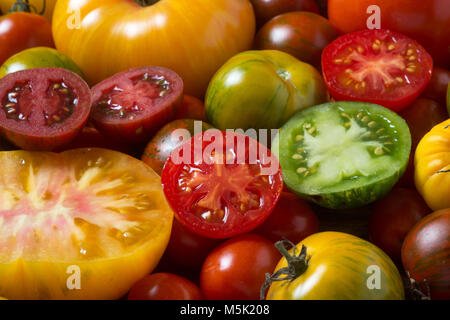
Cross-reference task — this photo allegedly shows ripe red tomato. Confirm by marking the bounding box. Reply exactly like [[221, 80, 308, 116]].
[[174, 95, 207, 122], [0, 12, 54, 65], [322, 29, 433, 112], [254, 192, 319, 244], [200, 234, 279, 300], [369, 188, 431, 261], [128, 273, 203, 300], [254, 12, 338, 69], [423, 67, 450, 105], [328, 0, 450, 69], [162, 131, 283, 239], [402, 210, 450, 300]]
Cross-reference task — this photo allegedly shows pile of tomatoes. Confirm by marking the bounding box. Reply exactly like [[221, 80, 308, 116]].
[[0, 0, 448, 301]]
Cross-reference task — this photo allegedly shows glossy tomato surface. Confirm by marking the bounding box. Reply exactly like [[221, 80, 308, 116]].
[[328, 0, 450, 68], [200, 234, 280, 300], [162, 131, 283, 239], [52, 0, 255, 98], [322, 29, 433, 111], [0, 148, 173, 299]]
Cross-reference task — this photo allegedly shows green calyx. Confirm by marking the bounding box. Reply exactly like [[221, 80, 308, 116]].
[[9, 0, 46, 14]]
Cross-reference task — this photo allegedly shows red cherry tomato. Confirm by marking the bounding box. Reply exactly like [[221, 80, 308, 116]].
[[322, 29, 433, 111], [369, 188, 431, 261], [174, 95, 207, 121], [254, 192, 319, 244], [200, 234, 279, 300], [128, 273, 203, 300]]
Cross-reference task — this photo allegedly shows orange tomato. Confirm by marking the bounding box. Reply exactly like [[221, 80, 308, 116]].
[[52, 0, 255, 98]]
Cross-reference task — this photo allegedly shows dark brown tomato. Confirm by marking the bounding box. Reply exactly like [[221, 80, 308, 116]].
[[174, 95, 207, 121], [91, 67, 183, 145], [0, 67, 91, 150], [402, 210, 450, 300], [142, 119, 213, 175], [423, 67, 450, 104], [255, 12, 339, 69]]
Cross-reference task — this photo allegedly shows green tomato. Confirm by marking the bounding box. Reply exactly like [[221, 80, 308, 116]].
[[0, 47, 84, 79], [205, 50, 327, 130]]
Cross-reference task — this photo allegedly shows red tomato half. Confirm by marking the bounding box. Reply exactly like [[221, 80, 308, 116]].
[[322, 29, 433, 112], [161, 131, 283, 239]]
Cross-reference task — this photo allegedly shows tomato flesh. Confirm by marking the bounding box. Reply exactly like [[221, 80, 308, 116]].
[[322, 29, 433, 112]]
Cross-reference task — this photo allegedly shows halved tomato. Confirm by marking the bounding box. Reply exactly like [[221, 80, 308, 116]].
[[161, 131, 283, 239], [0, 148, 173, 300], [322, 29, 433, 112]]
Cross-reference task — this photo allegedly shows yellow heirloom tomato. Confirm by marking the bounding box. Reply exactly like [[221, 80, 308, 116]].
[[415, 119, 450, 211]]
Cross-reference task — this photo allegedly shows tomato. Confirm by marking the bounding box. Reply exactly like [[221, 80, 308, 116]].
[[91, 67, 183, 145], [328, 0, 450, 69], [0, 148, 173, 299], [1, 0, 57, 22], [322, 29, 433, 112], [398, 99, 448, 187], [200, 234, 280, 300], [254, 192, 319, 244], [0, 47, 84, 79], [415, 119, 450, 211], [254, 12, 338, 69], [0, 68, 91, 151], [206, 50, 327, 131], [265, 232, 404, 300], [162, 131, 283, 239], [272, 101, 411, 209], [174, 95, 207, 122], [249, 0, 319, 28], [369, 188, 431, 262], [52, 0, 255, 98], [402, 210, 450, 300], [423, 67, 450, 105], [142, 119, 213, 175], [0, 11, 54, 65], [128, 273, 203, 300]]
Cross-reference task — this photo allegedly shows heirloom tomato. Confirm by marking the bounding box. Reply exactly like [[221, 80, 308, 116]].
[[52, 0, 255, 98], [1, 0, 57, 22], [402, 210, 450, 300], [328, 0, 450, 68], [206, 50, 327, 131], [174, 95, 207, 122], [265, 232, 404, 300], [0, 148, 173, 299], [415, 119, 450, 211]]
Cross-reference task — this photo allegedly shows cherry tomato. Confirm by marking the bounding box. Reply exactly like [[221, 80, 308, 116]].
[[200, 234, 280, 300], [423, 67, 450, 105], [128, 273, 203, 300], [174, 95, 207, 121], [0, 12, 54, 65], [254, 192, 319, 244], [369, 188, 431, 262], [322, 29, 433, 112], [162, 131, 283, 239]]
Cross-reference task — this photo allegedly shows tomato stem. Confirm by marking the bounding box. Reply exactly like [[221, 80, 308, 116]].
[[260, 239, 310, 300], [9, 0, 46, 14], [135, 0, 160, 6]]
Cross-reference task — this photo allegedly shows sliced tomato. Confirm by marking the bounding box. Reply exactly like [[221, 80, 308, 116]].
[[161, 131, 283, 239], [322, 29, 433, 112], [91, 66, 183, 144], [0, 68, 91, 151]]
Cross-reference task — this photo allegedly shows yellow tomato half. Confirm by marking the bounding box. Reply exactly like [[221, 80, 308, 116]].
[[52, 0, 255, 98], [0, 148, 173, 299], [415, 119, 450, 210]]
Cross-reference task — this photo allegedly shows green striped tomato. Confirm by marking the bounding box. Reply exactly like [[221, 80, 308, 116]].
[[205, 50, 327, 131]]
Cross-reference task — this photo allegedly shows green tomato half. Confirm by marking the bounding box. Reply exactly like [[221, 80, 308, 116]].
[[205, 50, 327, 130], [0, 47, 84, 79]]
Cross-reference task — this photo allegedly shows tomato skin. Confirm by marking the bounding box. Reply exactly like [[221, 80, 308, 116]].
[[415, 119, 450, 211], [328, 0, 450, 69], [402, 210, 450, 300], [423, 67, 450, 105], [255, 12, 338, 69], [254, 192, 319, 244], [369, 188, 431, 262], [200, 234, 280, 300], [0, 12, 54, 66], [267, 232, 404, 300], [1, 0, 57, 22], [128, 273, 203, 300], [52, 0, 255, 98]]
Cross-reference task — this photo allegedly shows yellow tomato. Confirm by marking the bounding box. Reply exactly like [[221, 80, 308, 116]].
[[1, 0, 57, 22], [0, 148, 173, 299], [415, 119, 450, 210], [52, 0, 255, 98]]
